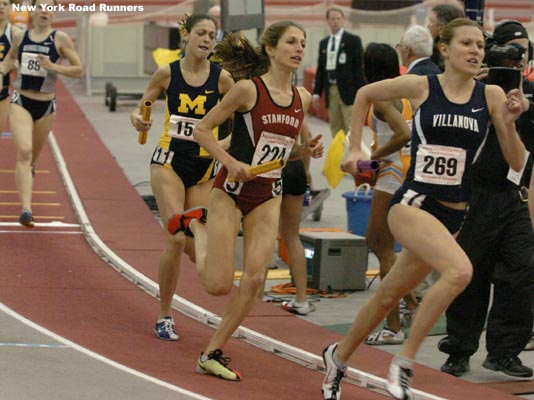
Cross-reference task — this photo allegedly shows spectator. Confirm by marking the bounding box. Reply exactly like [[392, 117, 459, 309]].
[[427, 3, 465, 70], [207, 4, 225, 42], [9, 0, 30, 30], [397, 24, 441, 75], [312, 7, 364, 137]]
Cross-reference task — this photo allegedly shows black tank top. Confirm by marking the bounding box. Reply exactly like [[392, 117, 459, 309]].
[[404, 75, 490, 202], [14, 30, 60, 93]]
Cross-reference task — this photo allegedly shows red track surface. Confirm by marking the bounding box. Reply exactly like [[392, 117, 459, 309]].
[[0, 81, 522, 399]]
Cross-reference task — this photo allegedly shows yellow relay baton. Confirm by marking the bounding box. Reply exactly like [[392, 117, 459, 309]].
[[228, 159, 285, 182], [138, 100, 153, 145]]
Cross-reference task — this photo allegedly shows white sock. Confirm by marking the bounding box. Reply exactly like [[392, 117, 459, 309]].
[[393, 355, 414, 369], [333, 349, 347, 371]]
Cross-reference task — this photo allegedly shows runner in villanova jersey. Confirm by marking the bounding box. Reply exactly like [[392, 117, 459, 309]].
[[321, 18, 526, 400]]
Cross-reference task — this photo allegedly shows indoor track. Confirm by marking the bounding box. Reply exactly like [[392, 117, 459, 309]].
[[0, 80, 527, 400]]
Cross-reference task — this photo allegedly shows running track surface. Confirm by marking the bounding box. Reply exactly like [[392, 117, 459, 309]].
[[0, 81, 520, 400]]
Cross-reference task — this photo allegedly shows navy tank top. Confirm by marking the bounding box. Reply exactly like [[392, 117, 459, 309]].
[[0, 24, 12, 88], [14, 30, 60, 93], [159, 60, 223, 157], [404, 75, 490, 202]]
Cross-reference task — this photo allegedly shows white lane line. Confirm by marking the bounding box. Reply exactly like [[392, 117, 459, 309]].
[[0, 342, 70, 348], [0, 231, 83, 234], [0, 222, 80, 228], [48, 133, 445, 400], [0, 302, 212, 400]]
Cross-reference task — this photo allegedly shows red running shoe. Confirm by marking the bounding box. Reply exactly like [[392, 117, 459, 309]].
[[167, 206, 208, 237]]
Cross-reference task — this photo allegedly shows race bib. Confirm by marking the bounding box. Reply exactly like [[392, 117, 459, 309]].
[[326, 51, 336, 71], [20, 52, 48, 77], [414, 144, 466, 186], [252, 131, 295, 179], [168, 115, 200, 141], [223, 178, 243, 195], [152, 145, 175, 165], [271, 178, 283, 197]]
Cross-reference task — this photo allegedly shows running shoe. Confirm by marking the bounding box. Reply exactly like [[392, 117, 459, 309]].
[[167, 206, 208, 237], [365, 327, 405, 345], [386, 356, 413, 400], [154, 317, 179, 341], [281, 299, 316, 315], [440, 354, 470, 377], [322, 343, 346, 400], [197, 349, 241, 381], [19, 209, 35, 228], [310, 188, 330, 206], [483, 355, 533, 378]]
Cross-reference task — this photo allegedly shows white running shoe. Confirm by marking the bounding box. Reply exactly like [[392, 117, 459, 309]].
[[281, 299, 316, 315], [386, 356, 414, 400], [365, 327, 405, 345], [322, 343, 346, 400]]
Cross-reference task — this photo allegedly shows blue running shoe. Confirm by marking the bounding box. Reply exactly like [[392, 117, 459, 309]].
[[19, 209, 35, 228], [154, 317, 179, 341]]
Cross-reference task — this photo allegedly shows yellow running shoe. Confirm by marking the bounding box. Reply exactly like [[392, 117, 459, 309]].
[[197, 349, 241, 381]]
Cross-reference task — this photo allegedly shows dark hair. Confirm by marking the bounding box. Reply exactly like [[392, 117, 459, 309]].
[[364, 43, 399, 83], [493, 20, 529, 45], [432, 4, 465, 25], [326, 7, 344, 19], [180, 13, 216, 34], [440, 17, 482, 46], [215, 21, 305, 80]]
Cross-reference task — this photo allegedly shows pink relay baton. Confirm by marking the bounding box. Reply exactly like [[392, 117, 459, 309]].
[[340, 159, 379, 173], [357, 160, 379, 171]]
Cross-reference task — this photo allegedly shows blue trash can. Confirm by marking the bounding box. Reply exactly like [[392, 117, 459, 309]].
[[342, 184, 373, 238], [342, 184, 402, 252]]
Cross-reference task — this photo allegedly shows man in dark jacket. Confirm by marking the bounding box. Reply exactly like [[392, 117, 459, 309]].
[[312, 7, 364, 137], [398, 24, 441, 76]]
